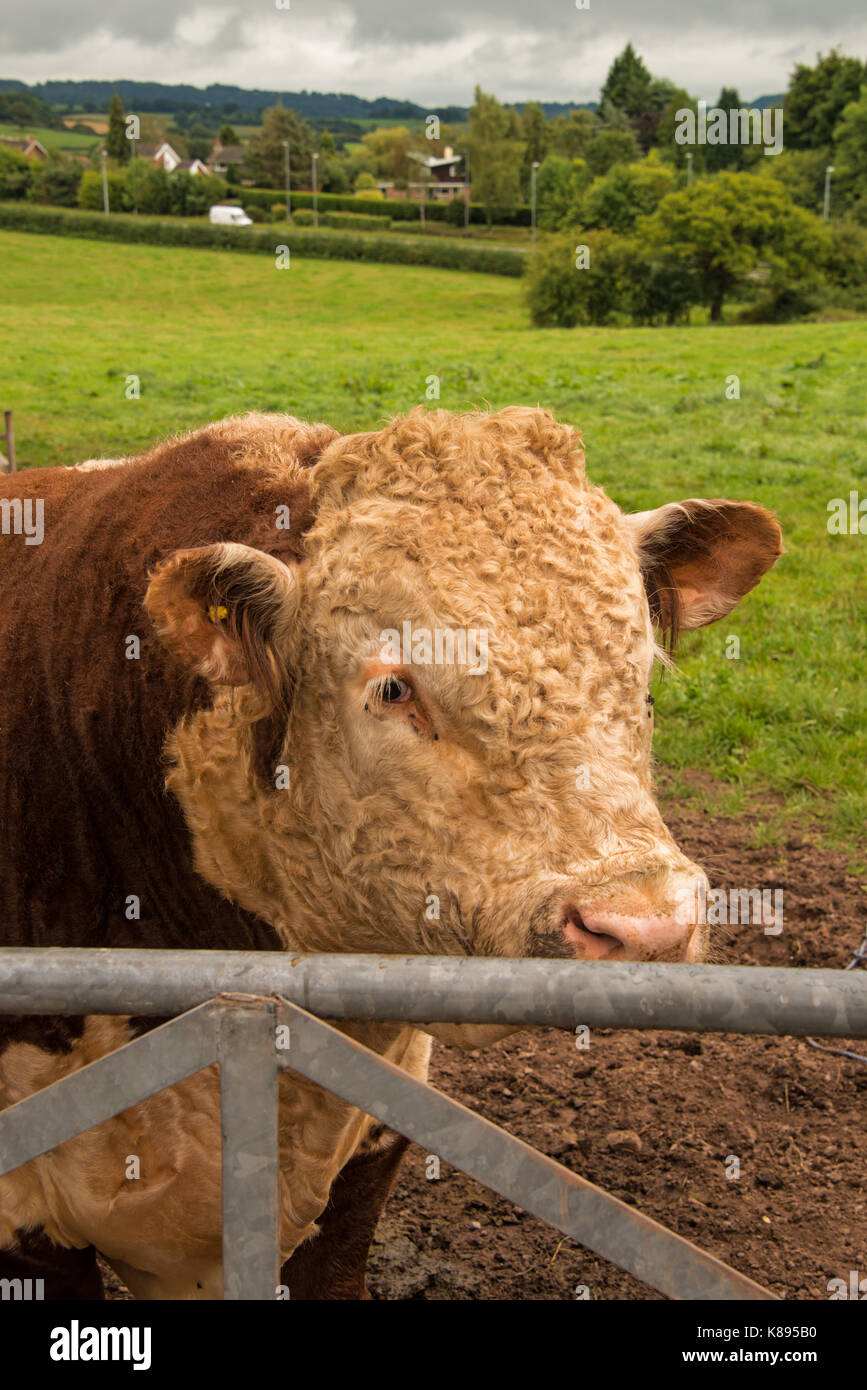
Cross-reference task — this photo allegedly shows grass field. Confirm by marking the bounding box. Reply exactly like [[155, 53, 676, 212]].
[[2, 229, 865, 858], [0, 122, 99, 153]]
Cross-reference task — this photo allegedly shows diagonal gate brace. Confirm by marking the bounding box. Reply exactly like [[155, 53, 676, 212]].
[[275, 997, 778, 1301]]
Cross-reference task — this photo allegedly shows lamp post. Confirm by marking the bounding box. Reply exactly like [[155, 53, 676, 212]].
[[824, 164, 835, 221], [283, 140, 291, 220], [130, 138, 137, 214], [312, 152, 319, 227], [686, 151, 693, 187], [100, 147, 110, 214], [464, 150, 471, 232], [531, 160, 540, 244]]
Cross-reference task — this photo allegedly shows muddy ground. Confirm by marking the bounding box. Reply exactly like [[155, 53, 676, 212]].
[[103, 795, 867, 1301]]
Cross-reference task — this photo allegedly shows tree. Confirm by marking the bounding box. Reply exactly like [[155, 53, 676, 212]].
[[549, 109, 596, 159], [106, 91, 130, 163], [784, 49, 866, 150], [467, 86, 526, 225], [600, 44, 653, 118], [584, 126, 639, 177], [186, 123, 215, 162], [583, 152, 675, 232], [704, 88, 745, 172], [640, 171, 830, 320], [245, 103, 316, 189], [217, 124, 238, 144], [361, 126, 414, 182], [520, 101, 550, 193], [832, 85, 867, 209], [28, 155, 83, 207], [535, 155, 586, 230]]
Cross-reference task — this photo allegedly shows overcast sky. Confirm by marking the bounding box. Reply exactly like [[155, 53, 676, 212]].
[[2, 1, 865, 105]]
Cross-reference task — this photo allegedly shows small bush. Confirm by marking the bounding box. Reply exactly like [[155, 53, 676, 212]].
[[245, 205, 267, 223], [525, 230, 699, 327], [290, 209, 315, 226], [270, 202, 286, 221]]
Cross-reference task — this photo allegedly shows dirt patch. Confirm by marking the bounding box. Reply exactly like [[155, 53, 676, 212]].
[[102, 798, 866, 1301], [366, 800, 866, 1301]]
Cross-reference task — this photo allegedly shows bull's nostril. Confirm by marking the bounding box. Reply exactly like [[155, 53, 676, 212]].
[[561, 904, 622, 958]]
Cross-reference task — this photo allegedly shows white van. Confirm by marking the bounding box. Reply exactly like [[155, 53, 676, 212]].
[[208, 204, 253, 228]]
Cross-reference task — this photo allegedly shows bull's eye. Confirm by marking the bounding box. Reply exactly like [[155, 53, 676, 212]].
[[376, 675, 413, 704]]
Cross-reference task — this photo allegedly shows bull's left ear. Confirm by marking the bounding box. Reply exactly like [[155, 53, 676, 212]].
[[145, 542, 297, 711], [627, 499, 783, 639]]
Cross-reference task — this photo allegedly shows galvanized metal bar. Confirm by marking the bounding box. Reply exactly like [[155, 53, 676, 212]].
[[0, 950, 864, 1037], [217, 996, 281, 1301], [275, 998, 777, 1301], [0, 1002, 218, 1179]]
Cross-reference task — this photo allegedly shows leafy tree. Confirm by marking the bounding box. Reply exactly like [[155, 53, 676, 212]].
[[245, 103, 315, 189], [584, 126, 639, 177], [535, 155, 587, 230], [106, 91, 130, 163], [583, 152, 676, 232], [77, 167, 130, 211], [766, 146, 833, 216], [0, 146, 32, 199], [549, 109, 596, 159], [186, 123, 215, 162], [640, 171, 830, 320], [520, 100, 550, 193], [355, 171, 377, 190], [832, 85, 867, 209], [133, 165, 171, 214], [467, 86, 525, 225], [217, 124, 238, 144], [784, 50, 866, 150], [361, 126, 414, 182], [28, 155, 83, 206]]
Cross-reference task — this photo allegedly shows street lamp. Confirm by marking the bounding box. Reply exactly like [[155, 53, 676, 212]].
[[130, 137, 138, 215], [100, 147, 110, 215], [686, 151, 693, 187], [531, 160, 540, 244], [283, 140, 291, 220], [824, 165, 835, 221], [464, 150, 471, 232], [312, 152, 319, 227]]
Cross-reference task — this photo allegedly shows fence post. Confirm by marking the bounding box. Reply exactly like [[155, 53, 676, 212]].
[[218, 996, 281, 1300], [1, 411, 14, 473]]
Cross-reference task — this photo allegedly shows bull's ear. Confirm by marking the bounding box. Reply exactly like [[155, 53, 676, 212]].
[[145, 542, 297, 711], [627, 499, 783, 642]]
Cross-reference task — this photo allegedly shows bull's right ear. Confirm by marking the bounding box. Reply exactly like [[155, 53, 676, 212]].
[[145, 542, 297, 712]]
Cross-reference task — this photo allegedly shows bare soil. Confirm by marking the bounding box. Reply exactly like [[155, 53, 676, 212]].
[[103, 796, 867, 1301]]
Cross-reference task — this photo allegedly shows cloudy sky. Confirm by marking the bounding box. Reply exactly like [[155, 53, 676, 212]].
[[2, 1, 865, 105]]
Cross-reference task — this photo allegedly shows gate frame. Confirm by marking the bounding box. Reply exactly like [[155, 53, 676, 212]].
[[1, 950, 865, 1301]]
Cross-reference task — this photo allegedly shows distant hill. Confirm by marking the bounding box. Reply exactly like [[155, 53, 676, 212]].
[[0, 78, 784, 125]]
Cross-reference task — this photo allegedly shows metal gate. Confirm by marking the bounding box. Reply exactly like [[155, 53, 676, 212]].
[[1, 950, 865, 1300]]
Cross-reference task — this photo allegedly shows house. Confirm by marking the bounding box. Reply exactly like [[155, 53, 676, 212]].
[[0, 136, 48, 160], [208, 141, 248, 176], [407, 145, 466, 200]]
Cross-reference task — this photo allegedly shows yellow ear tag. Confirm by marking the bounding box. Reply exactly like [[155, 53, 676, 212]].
[[207, 604, 228, 624]]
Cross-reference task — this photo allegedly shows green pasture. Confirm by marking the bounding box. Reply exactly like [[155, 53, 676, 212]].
[[0, 122, 99, 153], [1, 229, 865, 858]]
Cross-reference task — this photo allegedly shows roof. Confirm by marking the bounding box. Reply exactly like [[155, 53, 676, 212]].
[[211, 145, 246, 164]]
